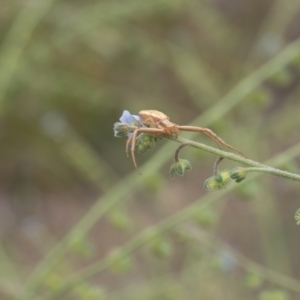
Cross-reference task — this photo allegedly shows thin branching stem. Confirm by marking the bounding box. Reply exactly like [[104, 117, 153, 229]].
[[174, 142, 224, 176], [168, 136, 300, 182], [213, 157, 224, 176], [174, 143, 190, 163]]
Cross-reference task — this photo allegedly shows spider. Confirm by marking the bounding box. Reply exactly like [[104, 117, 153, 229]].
[[126, 110, 244, 173]]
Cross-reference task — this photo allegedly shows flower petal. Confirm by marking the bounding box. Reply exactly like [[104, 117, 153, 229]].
[[119, 110, 140, 124]]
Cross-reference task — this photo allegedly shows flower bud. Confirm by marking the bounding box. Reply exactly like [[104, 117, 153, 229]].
[[193, 207, 217, 228], [108, 209, 133, 232], [113, 122, 135, 137], [204, 170, 231, 191], [245, 273, 263, 289], [169, 159, 192, 178], [136, 134, 157, 153], [230, 167, 247, 183], [150, 235, 173, 259], [109, 252, 134, 274], [72, 238, 94, 258], [44, 273, 63, 289]]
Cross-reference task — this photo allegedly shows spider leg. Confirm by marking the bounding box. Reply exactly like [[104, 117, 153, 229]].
[[130, 129, 140, 174], [178, 126, 245, 157], [126, 135, 133, 157], [129, 128, 164, 174]]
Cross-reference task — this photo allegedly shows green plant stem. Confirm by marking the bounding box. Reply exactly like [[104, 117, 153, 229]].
[[36, 140, 300, 300], [213, 157, 225, 176], [174, 143, 191, 162], [174, 142, 225, 176], [245, 166, 296, 177], [19, 36, 300, 300], [169, 136, 300, 182]]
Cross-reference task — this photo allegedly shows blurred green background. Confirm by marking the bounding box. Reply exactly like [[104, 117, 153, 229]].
[[1, 0, 300, 299]]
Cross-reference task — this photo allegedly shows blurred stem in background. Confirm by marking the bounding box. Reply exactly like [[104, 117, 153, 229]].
[[0, 0, 56, 110], [0, 1, 56, 298], [243, 0, 300, 70]]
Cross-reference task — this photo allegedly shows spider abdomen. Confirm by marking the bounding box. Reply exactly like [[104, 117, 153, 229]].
[[139, 110, 177, 131]]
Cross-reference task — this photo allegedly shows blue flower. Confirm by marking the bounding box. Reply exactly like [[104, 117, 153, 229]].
[[114, 110, 142, 138], [119, 110, 140, 125]]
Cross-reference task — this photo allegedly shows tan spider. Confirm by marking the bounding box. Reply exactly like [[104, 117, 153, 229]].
[[126, 110, 244, 173]]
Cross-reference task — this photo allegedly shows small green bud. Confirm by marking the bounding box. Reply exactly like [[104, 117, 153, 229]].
[[230, 167, 247, 183], [204, 170, 231, 191], [295, 208, 300, 225], [213, 173, 226, 183], [150, 235, 173, 259], [250, 89, 271, 108], [108, 209, 133, 232], [169, 159, 192, 178], [193, 208, 217, 228], [72, 238, 94, 258], [44, 273, 63, 290], [269, 70, 293, 87], [136, 134, 157, 153], [245, 273, 263, 289], [113, 122, 135, 137], [110, 252, 134, 274]]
